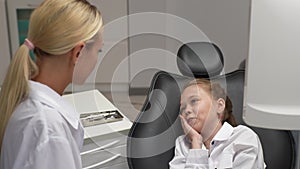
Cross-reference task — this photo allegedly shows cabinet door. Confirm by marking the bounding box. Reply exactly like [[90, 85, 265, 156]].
[[100, 161, 129, 169], [81, 145, 127, 169], [6, 0, 42, 55]]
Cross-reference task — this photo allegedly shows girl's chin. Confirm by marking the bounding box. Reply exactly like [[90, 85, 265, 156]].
[[187, 119, 203, 133]]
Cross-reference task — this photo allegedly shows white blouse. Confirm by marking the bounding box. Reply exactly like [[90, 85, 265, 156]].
[[169, 122, 265, 169], [1, 80, 84, 169]]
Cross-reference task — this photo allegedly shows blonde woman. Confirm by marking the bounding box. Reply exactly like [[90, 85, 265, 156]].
[[169, 79, 265, 169], [0, 0, 103, 168]]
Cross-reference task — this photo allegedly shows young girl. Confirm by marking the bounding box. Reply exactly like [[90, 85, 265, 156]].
[[0, 0, 103, 168], [169, 79, 265, 169]]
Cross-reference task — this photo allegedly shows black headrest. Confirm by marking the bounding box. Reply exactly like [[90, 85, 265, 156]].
[[177, 42, 224, 78]]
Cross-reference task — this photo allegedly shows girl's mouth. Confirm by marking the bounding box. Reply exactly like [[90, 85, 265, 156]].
[[187, 117, 197, 126]]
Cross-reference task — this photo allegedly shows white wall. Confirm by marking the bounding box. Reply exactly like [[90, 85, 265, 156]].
[[1, 0, 251, 90], [128, 0, 168, 89], [0, 0, 11, 85], [129, 0, 251, 90], [165, 0, 251, 73]]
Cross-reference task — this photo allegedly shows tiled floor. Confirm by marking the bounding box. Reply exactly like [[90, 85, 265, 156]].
[[102, 92, 147, 122]]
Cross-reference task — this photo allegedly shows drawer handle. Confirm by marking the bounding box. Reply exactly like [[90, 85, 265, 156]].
[[82, 154, 121, 169], [80, 140, 120, 155]]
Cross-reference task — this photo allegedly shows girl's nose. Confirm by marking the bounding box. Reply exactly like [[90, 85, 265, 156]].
[[182, 106, 192, 116]]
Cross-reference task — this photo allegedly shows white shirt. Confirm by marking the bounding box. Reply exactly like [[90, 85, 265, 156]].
[[1, 81, 84, 169], [169, 122, 265, 169]]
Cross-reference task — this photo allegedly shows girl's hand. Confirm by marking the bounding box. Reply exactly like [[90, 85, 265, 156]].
[[180, 115, 203, 149]]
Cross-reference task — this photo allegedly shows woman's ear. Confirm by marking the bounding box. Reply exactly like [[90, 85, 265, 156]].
[[71, 42, 85, 65]]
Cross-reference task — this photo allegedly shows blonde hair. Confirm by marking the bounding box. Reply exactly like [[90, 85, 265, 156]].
[[0, 0, 102, 150], [183, 79, 237, 127]]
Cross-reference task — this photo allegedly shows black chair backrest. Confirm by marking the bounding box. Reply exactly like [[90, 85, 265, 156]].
[[127, 72, 188, 169], [127, 42, 295, 169]]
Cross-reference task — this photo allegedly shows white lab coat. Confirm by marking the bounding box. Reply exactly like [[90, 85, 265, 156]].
[[169, 122, 265, 169], [1, 80, 84, 169]]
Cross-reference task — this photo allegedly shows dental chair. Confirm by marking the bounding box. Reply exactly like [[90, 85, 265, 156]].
[[127, 42, 296, 169]]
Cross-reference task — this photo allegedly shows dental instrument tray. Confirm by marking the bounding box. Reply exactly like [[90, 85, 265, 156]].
[[80, 110, 123, 127]]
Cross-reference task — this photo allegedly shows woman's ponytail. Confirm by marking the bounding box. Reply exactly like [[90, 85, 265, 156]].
[[0, 44, 38, 150]]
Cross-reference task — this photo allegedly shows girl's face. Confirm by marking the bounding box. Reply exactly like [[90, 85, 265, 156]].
[[73, 28, 104, 84], [180, 84, 222, 139]]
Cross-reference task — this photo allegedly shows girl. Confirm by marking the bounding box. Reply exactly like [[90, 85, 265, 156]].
[[169, 79, 265, 169]]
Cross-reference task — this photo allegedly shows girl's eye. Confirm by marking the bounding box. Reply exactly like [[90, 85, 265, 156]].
[[191, 99, 199, 104]]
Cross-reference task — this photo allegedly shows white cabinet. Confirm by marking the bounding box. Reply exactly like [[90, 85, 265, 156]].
[[63, 90, 132, 169], [81, 133, 128, 169], [6, 0, 40, 55]]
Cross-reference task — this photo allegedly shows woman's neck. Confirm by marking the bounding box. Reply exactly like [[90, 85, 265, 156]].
[[32, 77, 68, 95], [32, 54, 73, 95]]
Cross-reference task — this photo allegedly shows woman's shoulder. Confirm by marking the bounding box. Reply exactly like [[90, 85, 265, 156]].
[[13, 98, 66, 131]]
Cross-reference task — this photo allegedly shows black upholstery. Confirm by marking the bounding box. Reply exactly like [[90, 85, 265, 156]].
[[127, 72, 187, 169], [127, 42, 295, 169], [177, 42, 224, 78]]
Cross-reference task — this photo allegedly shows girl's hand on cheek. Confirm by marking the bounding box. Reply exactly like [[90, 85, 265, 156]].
[[180, 115, 203, 149]]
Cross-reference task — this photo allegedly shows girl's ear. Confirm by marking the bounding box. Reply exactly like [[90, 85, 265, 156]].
[[71, 42, 85, 65], [216, 98, 226, 115]]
